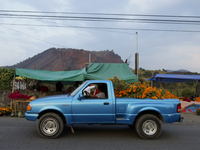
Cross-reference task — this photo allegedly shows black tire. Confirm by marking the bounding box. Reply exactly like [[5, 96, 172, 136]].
[[37, 113, 64, 138], [135, 114, 162, 140]]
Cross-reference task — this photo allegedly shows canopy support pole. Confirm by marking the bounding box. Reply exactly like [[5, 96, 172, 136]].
[[151, 81, 153, 87], [195, 80, 199, 97], [10, 78, 15, 108], [177, 83, 179, 97]]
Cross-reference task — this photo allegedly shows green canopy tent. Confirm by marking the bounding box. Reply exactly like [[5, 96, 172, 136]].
[[15, 68, 87, 85], [86, 63, 138, 83], [14, 63, 138, 84]]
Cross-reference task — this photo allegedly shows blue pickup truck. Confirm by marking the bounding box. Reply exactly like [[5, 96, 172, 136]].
[[25, 80, 183, 140]]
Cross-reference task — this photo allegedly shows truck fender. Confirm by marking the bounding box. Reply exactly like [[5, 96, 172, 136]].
[[37, 106, 67, 125], [134, 107, 164, 124]]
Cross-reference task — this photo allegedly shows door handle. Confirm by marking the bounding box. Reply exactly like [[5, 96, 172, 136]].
[[104, 102, 109, 105]]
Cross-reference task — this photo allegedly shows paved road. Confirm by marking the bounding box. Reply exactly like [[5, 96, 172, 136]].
[[0, 113, 200, 150]]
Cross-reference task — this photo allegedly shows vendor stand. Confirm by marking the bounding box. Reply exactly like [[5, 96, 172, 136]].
[[10, 63, 138, 115]]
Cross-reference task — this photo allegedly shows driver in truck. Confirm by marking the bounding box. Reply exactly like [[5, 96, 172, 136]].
[[85, 84, 105, 98]]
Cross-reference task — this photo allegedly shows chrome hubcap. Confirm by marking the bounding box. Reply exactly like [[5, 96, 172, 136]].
[[142, 120, 157, 135], [41, 117, 59, 136]]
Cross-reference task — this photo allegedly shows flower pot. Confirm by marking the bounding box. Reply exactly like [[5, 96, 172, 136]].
[[18, 111, 22, 117], [197, 112, 200, 115]]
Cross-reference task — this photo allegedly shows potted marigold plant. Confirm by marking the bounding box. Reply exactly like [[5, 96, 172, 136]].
[[196, 108, 200, 115], [0, 108, 12, 116]]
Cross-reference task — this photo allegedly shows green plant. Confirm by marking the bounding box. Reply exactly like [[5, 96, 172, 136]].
[[181, 88, 194, 97], [0, 68, 15, 90]]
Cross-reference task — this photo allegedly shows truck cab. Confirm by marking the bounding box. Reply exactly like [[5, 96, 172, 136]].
[[71, 80, 116, 124]]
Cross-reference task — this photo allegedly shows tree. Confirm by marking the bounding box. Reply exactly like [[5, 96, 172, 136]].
[[153, 71, 159, 76], [143, 70, 152, 78], [139, 67, 145, 71], [0, 68, 15, 90]]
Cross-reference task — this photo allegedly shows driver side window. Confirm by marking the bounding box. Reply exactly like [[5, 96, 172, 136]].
[[83, 83, 108, 99]]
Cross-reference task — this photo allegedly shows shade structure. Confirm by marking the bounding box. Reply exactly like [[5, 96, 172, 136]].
[[14, 63, 138, 84], [15, 68, 87, 82], [146, 74, 200, 83], [86, 63, 138, 83]]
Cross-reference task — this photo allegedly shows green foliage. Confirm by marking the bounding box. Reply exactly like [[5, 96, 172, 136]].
[[153, 71, 159, 76], [142, 70, 152, 78], [181, 88, 194, 97], [139, 67, 145, 71], [0, 68, 15, 90]]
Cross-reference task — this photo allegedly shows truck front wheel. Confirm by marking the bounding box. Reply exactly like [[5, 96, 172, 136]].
[[135, 114, 162, 140], [37, 113, 64, 138]]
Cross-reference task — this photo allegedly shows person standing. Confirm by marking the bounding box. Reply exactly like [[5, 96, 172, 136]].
[[56, 81, 63, 91]]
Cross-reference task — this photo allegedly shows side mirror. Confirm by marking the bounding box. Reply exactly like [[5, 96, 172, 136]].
[[78, 93, 83, 100]]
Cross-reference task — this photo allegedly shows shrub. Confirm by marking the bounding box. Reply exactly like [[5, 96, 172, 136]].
[[181, 88, 194, 97]]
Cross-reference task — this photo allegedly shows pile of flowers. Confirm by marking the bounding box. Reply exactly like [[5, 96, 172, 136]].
[[196, 108, 200, 115], [0, 108, 12, 116], [8, 91, 31, 99], [195, 97, 200, 102], [109, 76, 178, 99]]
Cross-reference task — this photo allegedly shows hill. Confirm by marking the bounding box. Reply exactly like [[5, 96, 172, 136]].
[[7, 48, 124, 71]]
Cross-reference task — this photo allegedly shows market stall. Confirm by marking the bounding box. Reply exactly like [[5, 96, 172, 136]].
[[10, 63, 137, 115]]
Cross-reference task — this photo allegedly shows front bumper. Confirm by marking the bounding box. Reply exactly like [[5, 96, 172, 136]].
[[25, 112, 39, 121]]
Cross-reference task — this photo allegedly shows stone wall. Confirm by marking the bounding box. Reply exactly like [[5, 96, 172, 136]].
[[0, 90, 65, 110]]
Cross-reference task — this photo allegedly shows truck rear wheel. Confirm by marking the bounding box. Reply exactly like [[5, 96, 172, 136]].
[[135, 114, 162, 140], [37, 113, 64, 138]]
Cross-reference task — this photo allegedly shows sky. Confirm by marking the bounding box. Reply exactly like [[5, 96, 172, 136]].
[[0, 0, 200, 73]]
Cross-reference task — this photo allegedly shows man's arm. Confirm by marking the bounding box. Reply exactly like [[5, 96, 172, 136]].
[[85, 91, 98, 98]]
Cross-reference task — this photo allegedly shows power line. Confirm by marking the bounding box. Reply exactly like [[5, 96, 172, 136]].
[[0, 25, 67, 48], [1, 23, 200, 33], [1, 9, 200, 19], [1, 11, 200, 25]]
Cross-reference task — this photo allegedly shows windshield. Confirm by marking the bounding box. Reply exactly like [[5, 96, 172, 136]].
[[70, 81, 87, 97]]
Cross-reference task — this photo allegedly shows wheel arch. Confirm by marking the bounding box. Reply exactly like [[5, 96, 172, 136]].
[[37, 109, 67, 125], [133, 110, 164, 125]]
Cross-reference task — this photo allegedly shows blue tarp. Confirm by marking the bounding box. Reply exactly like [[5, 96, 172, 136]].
[[146, 74, 200, 83], [181, 103, 200, 113]]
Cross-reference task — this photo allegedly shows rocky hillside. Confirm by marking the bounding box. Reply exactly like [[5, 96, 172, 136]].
[[8, 48, 124, 71]]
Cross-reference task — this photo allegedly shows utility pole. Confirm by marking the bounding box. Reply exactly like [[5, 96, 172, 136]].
[[135, 32, 139, 81], [89, 52, 91, 64]]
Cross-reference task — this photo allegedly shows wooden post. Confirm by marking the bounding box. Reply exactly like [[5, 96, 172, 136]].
[[151, 81, 153, 87], [10, 78, 15, 108], [195, 80, 199, 97], [151, 71, 154, 87], [135, 53, 139, 80], [177, 83, 179, 97]]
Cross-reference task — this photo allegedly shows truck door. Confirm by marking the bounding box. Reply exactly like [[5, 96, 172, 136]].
[[72, 83, 115, 124]]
